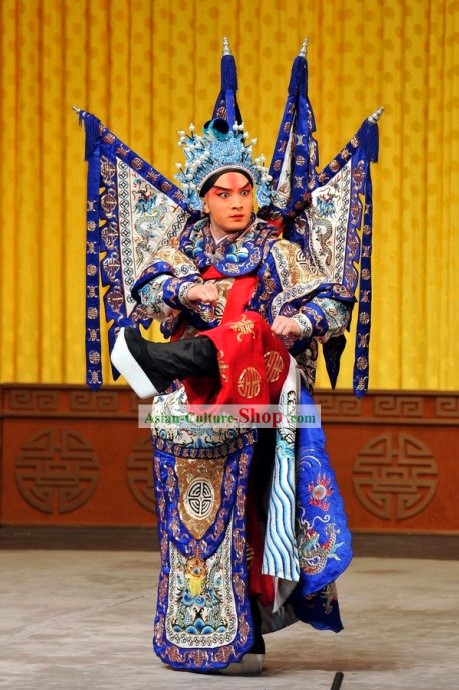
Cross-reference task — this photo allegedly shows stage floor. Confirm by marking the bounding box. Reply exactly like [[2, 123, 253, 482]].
[[1, 530, 458, 689]]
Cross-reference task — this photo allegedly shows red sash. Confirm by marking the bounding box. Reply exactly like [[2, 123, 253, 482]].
[[200, 265, 259, 324], [170, 266, 257, 342], [181, 266, 290, 409]]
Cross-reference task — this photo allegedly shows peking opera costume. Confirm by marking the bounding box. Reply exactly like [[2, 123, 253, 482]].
[[76, 39, 382, 673]]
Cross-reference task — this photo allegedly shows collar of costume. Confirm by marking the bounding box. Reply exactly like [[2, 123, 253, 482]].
[[180, 216, 281, 276]]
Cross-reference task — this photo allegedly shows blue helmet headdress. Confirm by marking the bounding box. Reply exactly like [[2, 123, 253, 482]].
[[175, 117, 272, 211]]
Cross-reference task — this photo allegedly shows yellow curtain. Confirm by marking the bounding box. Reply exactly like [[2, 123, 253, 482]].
[[1, 0, 458, 390]]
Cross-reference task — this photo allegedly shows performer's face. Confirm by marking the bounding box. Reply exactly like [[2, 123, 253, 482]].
[[202, 172, 253, 240]]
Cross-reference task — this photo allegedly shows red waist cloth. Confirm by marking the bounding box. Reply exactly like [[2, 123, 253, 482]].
[[181, 265, 290, 409], [194, 310, 290, 406]]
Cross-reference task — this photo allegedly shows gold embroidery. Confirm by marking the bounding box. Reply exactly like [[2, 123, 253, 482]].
[[217, 350, 229, 383], [356, 356, 368, 370], [229, 314, 256, 341], [100, 156, 116, 184], [237, 367, 262, 398], [154, 244, 196, 271], [264, 350, 284, 382]]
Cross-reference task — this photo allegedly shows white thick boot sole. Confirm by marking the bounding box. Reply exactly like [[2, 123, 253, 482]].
[[217, 653, 264, 675], [111, 328, 159, 399]]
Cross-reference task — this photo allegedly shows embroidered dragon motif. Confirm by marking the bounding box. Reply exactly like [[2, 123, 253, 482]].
[[297, 515, 343, 576]]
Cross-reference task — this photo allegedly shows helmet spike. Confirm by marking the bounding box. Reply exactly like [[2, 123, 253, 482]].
[[368, 106, 384, 124], [222, 36, 231, 56], [299, 38, 308, 58]]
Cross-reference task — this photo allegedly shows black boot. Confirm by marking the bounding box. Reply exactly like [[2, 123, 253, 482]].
[[111, 327, 219, 398], [249, 596, 266, 656]]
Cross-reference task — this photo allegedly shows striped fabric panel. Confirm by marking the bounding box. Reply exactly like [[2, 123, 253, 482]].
[[262, 355, 301, 583]]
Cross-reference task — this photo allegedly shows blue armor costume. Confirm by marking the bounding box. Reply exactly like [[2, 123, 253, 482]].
[[77, 37, 382, 674], [132, 213, 354, 671]]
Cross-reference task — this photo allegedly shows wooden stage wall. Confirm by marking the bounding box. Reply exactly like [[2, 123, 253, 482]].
[[1, 385, 458, 533]]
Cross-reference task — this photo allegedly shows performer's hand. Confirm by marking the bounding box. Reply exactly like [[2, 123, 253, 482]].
[[271, 315, 302, 337], [186, 283, 219, 306]]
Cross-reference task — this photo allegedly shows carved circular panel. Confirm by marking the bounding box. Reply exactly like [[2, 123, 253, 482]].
[[15, 428, 99, 514], [352, 432, 438, 520]]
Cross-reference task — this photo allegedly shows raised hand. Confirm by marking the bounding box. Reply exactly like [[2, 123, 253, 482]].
[[271, 315, 302, 337], [186, 283, 219, 306]]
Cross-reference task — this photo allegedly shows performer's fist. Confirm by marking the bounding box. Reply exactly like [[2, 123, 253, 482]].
[[271, 315, 302, 337], [186, 283, 219, 306]]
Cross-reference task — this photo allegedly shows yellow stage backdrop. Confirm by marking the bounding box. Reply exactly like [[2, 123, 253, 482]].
[[0, 0, 458, 390]]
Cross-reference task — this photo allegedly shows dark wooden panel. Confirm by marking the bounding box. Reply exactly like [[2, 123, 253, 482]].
[[1, 385, 458, 532]]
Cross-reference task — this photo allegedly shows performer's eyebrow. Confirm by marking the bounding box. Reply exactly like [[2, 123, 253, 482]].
[[212, 182, 252, 192]]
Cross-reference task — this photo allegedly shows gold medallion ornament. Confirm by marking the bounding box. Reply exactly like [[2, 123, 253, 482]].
[[88, 350, 101, 365], [356, 356, 368, 370], [264, 350, 284, 382], [237, 367, 262, 398], [175, 458, 225, 538]]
